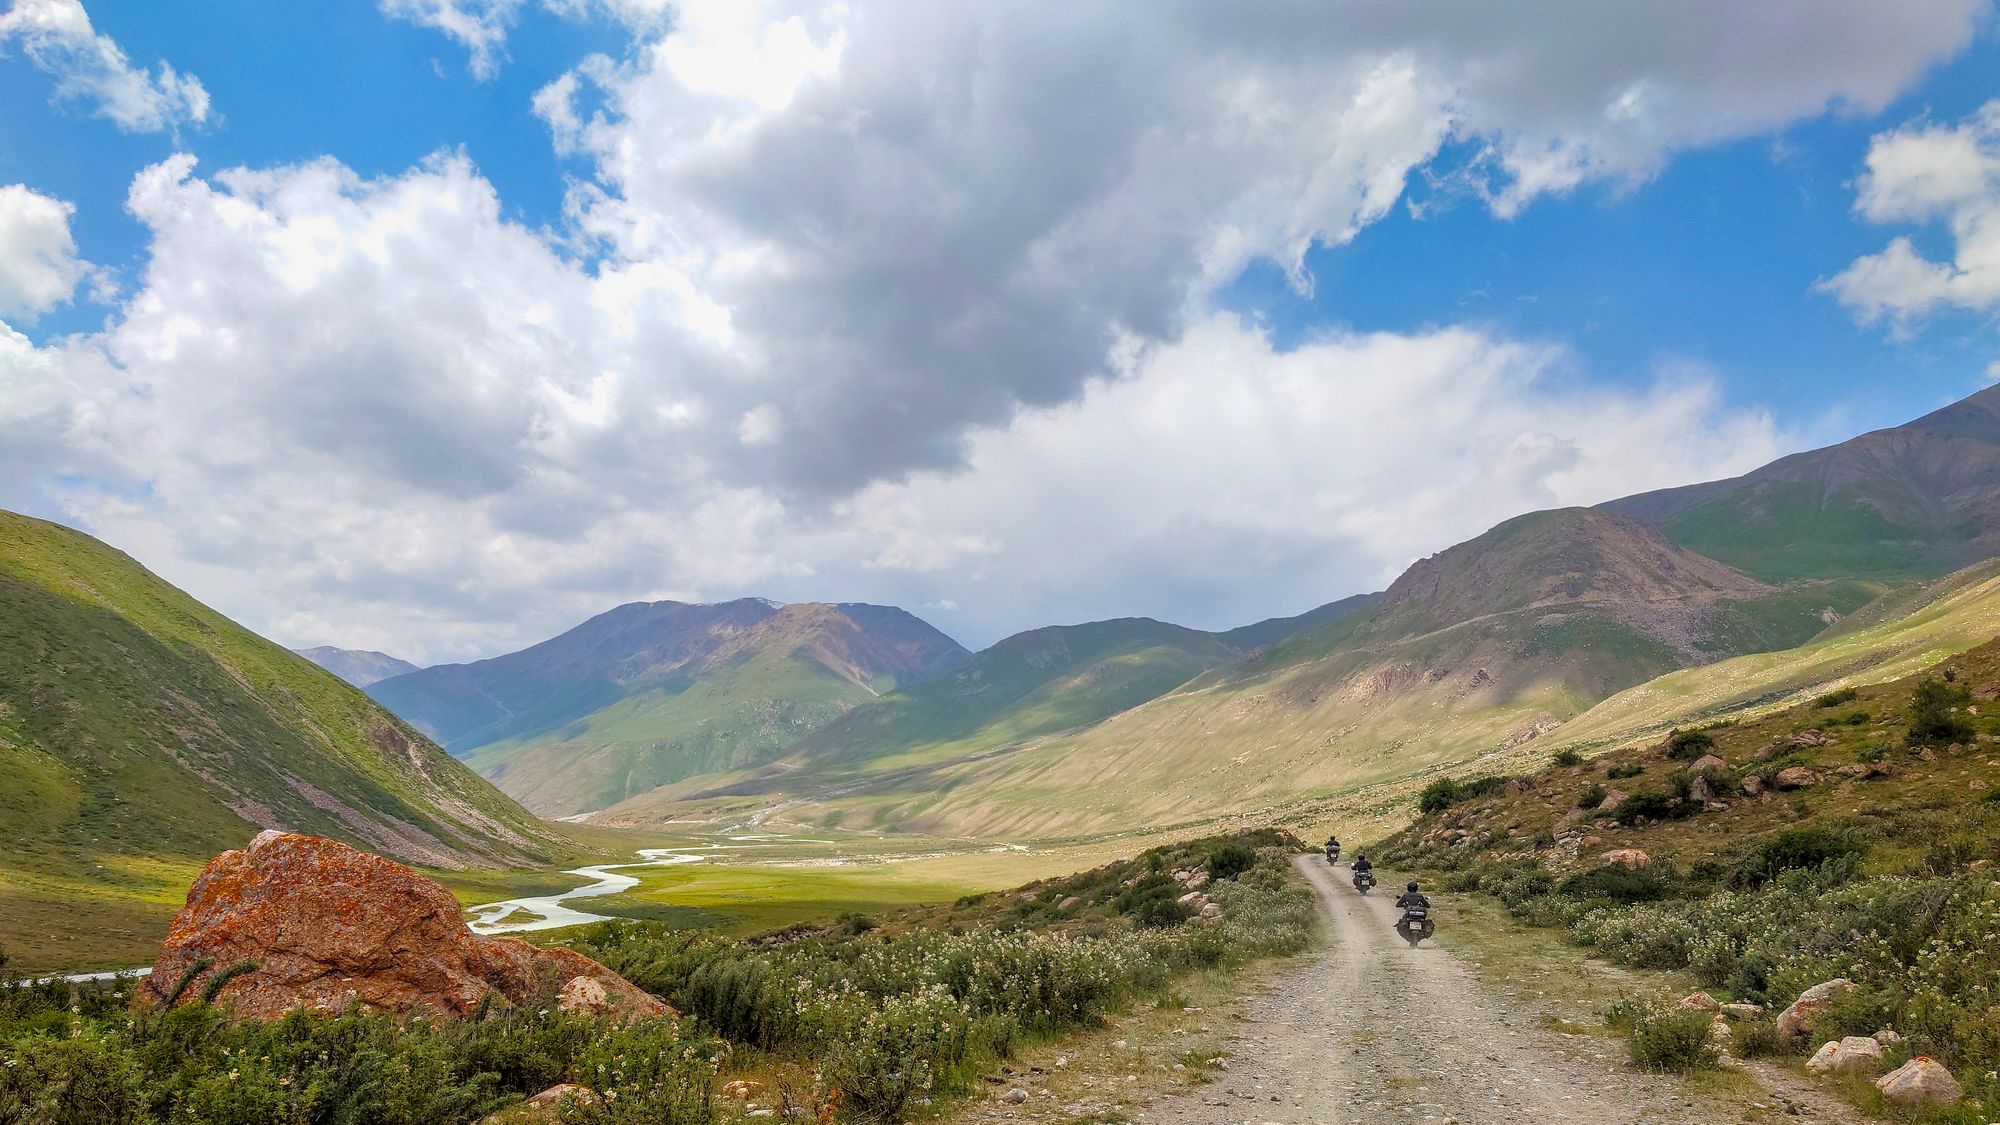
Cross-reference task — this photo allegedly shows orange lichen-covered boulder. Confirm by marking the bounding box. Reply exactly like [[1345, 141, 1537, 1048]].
[[140, 831, 667, 1023]]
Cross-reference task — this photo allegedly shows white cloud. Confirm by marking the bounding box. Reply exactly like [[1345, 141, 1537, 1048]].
[[0, 0, 209, 131], [1822, 101, 2000, 328], [0, 184, 89, 319], [7, 2, 1981, 658], [377, 0, 523, 79]]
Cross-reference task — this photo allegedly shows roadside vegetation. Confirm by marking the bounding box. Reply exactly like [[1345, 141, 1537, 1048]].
[[0, 829, 1313, 1123], [1376, 639, 2000, 1119]]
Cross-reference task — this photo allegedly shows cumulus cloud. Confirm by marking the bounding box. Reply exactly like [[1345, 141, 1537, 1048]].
[[0, 0, 209, 131], [1822, 100, 2000, 328], [540, 0, 1978, 493], [9, 2, 1983, 657], [0, 184, 89, 319]]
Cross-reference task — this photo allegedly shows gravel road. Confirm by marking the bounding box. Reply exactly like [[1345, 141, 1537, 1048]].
[[1131, 856, 1846, 1125]]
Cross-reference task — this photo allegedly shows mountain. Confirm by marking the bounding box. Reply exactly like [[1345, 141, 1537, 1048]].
[[294, 645, 421, 687], [652, 508, 1881, 840], [1217, 592, 1383, 651], [0, 510, 564, 964], [368, 598, 970, 815], [1605, 382, 2000, 582], [596, 616, 1250, 823]]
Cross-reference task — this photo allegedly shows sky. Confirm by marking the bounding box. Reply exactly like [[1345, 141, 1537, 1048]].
[[3, 1, 2000, 663]]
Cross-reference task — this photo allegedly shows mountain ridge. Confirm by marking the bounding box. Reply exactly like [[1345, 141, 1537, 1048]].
[[294, 645, 421, 688]]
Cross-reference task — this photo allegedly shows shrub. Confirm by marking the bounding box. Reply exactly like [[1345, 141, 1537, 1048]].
[[1417, 774, 1510, 814], [1611, 792, 1689, 826], [1629, 1006, 1719, 1072], [1576, 783, 1608, 810], [1907, 677, 1974, 746], [1734, 1018, 1785, 1058], [1606, 763, 1644, 780], [1558, 863, 1675, 905], [1552, 748, 1584, 768], [1205, 844, 1257, 882], [1731, 827, 1869, 888], [1665, 729, 1715, 761], [1116, 873, 1193, 928], [1812, 687, 1859, 709]]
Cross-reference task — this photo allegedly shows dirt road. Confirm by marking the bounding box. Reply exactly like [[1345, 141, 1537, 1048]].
[[1132, 856, 1841, 1125]]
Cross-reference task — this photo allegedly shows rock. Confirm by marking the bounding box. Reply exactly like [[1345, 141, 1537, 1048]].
[[1199, 902, 1224, 919], [1875, 1057, 1963, 1106], [1773, 766, 1818, 790], [1678, 991, 1721, 1012], [1972, 779, 1988, 792], [482, 1084, 602, 1122], [1777, 978, 1857, 1044], [1001, 1088, 1029, 1105], [1177, 891, 1208, 906], [1595, 789, 1627, 813], [1720, 1003, 1764, 1021], [1753, 742, 1776, 760], [141, 831, 669, 1023], [1874, 1028, 1906, 1049], [1689, 774, 1717, 802], [1599, 848, 1651, 868], [1690, 754, 1728, 772], [1057, 896, 1082, 910], [1740, 774, 1765, 796], [1806, 1036, 1886, 1075], [721, 1080, 765, 1099], [1917, 747, 1938, 762], [557, 975, 611, 1014], [1709, 1015, 1733, 1052], [1580, 834, 1602, 847]]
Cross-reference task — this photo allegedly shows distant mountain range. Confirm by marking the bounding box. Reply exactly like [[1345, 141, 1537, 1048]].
[[294, 646, 421, 687], [604, 384, 2000, 839]]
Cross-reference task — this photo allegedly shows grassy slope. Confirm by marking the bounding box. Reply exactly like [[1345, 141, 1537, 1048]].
[[468, 645, 881, 816], [0, 511, 569, 970], [597, 618, 1246, 824], [745, 565, 1881, 843]]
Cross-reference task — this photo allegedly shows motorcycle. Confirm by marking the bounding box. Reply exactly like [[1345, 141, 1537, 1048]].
[[1396, 904, 1435, 948], [1324, 845, 1340, 866], [1352, 869, 1376, 894]]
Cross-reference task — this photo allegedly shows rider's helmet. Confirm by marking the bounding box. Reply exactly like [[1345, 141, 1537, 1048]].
[[1407, 881, 1419, 892]]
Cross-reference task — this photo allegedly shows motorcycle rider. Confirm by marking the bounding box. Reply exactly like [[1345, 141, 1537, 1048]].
[[1395, 881, 1433, 945], [1350, 853, 1375, 891], [1350, 853, 1372, 877], [1395, 881, 1429, 912], [1324, 834, 1341, 862]]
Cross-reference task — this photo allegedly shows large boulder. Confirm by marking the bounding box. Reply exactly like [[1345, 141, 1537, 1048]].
[[1599, 848, 1651, 868], [1773, 766, 1818, 790], [1777, 979, 1857, 1044], [1806, 1036, 1885, 1076], [1875, 1057, 1962, 1106], [141, 831, 669, 1023]]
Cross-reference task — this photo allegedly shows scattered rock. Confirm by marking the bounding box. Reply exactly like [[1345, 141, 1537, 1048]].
[[1778, 979, 1858, 1044], [1001, 1088, 1029, 1105], [1595, 790, 1626, 813], [1720, 1003, 1764, 1021], [1875, 1057, 1963, 1106], [1779, 730, 1829, 749], [1057, 896, 1082, 910], [1874, 1028, 1906, 1050], [1806, 1036, 1886, 1076], [1753, 743, 1777, 760], [1917, 747, 1939, 763], [1773, 766, 1818, 790], [1199, 902, 1224, 920], [1741, 775, 1766, 797], [1599, 848, 1651, 868], [141, 831, 670, 1023], [1709, 1015, 1733, 1052], [1678, 991, 1721, 1012], [1690, 754, 1728, 772], [1580, 834, 1602, 847], [721, 1080, 765, 1099], [482, 1084, 601, 1123]]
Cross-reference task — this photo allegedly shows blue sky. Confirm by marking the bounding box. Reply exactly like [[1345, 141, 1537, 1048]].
[[3, 1, 1999, 659]]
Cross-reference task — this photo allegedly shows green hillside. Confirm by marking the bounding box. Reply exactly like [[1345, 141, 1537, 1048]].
[[599, 617, 1247, 825], [617, 510, 1881, 840], [0, 511, 564, 967]]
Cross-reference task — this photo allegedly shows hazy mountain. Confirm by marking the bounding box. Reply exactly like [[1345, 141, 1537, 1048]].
[[293, 646, 421, 688], [368, 598, 969, 815], [0, 510, 560, 879], [1605, 382, 2000, 582]]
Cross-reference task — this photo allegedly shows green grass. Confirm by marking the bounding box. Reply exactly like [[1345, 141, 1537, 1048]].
[[580, 862, 987, 932], [1658, 480, 1946, 584]]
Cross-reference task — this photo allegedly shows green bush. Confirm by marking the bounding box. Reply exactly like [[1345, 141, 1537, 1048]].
[[1552, 748, 1584, 768], [1611, 792, 1693, 826], [1629, 1006, 1719, 1072], [1731, 827, 1869, 888], [1665, 729, 1715, 761], [1558, 863, 1675, 905], [1576, 783, 1608, 810], [1417, 774, 1511, 814], [1812, 687, 1859, 709], [1907, 677, 1974, 746], [1205, 844, 1257, 882], [1606, 763, 1644, 780]]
